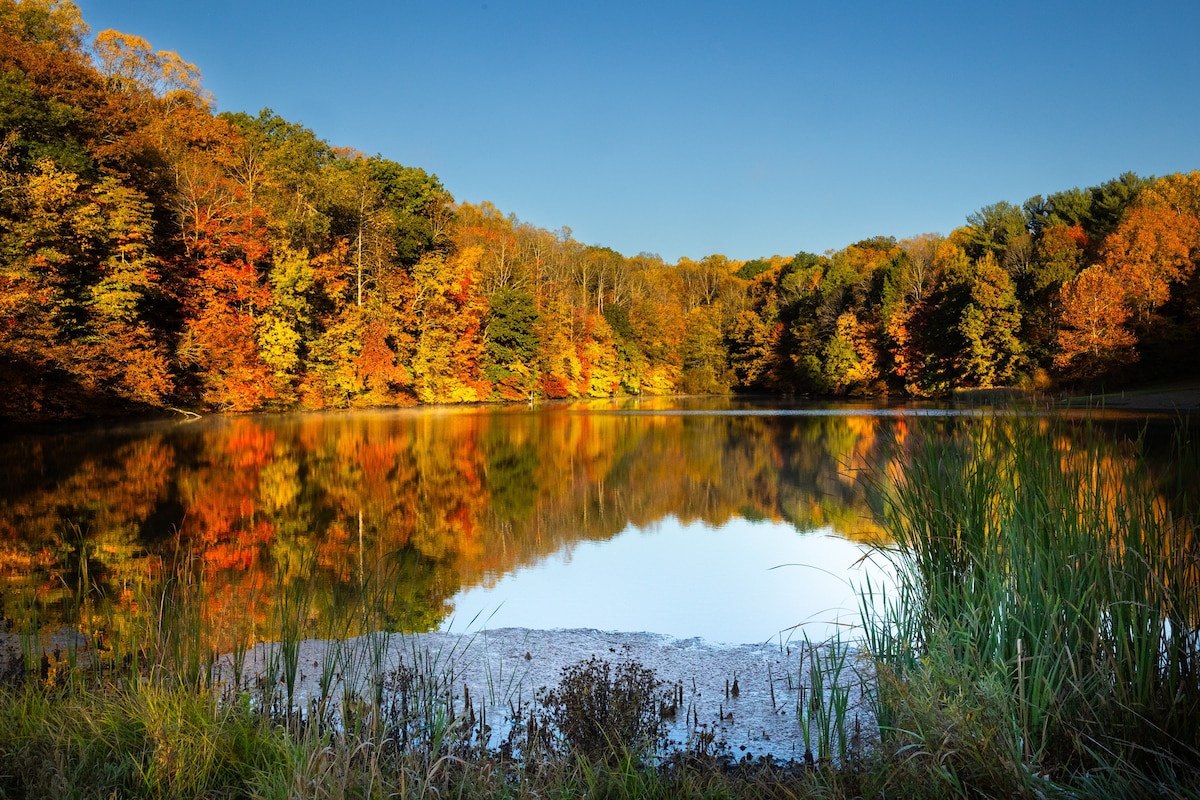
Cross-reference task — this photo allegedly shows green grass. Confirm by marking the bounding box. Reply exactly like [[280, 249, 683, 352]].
[[861, 415, 1200, 797], [0, 679, 289, 798]]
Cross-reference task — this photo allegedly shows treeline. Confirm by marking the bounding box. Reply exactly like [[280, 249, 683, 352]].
[[3, 0, 1199, 421]]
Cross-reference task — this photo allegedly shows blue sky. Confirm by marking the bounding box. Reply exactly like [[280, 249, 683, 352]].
[[75, 1, 1200, 263]]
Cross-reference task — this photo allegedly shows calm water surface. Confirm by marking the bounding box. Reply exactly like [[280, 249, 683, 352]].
[[0, 397, 1179, 648]]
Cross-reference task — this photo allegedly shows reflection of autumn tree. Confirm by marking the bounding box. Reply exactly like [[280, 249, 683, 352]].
[[409, 413, 487, 566], [172, 418, 280, 647], [482, 420, 540, 521], [275, 415, 432, 631], [0, 408, 897, 639], [884, 417, 1196, 615], [3, 406, 1192, 649], [0, 430, 173, 639], [770, 414, 893, 542]]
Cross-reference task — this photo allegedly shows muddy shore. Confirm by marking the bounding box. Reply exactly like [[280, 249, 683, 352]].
[[224, 627, 872, 763]]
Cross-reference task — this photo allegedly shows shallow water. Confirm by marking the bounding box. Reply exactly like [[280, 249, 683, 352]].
[[232, 626, 872, 762]]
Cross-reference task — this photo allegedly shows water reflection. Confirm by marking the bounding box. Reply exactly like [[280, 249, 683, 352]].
[[0, 400, 1184, 648], [447, 517, 883, 644]]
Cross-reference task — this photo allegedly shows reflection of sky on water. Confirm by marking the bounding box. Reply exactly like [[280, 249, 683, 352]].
[[444, 517, 891, 645]]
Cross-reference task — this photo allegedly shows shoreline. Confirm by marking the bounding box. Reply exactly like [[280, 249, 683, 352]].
[[6, 382, 1200, 427], [1057, 384, 1200, 413], [220, 626, 870, 764]]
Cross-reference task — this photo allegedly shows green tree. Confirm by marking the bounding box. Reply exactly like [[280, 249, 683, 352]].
[[222, 108, 335, 248], [821, 311, 878, 394], [485, 287, 540, 400], [906, 247, 1023, 393], [0, 0, 102, 175], [1018, 223, 1087, 369], [963, 201, 1028, 263]]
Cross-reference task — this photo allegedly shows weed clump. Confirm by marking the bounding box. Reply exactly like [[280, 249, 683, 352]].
[[539, 655, 668, 763]]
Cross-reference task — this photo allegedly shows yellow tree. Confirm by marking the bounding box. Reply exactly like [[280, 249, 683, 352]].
[[628, 266, 685, 392], [578, 313, 621, 397], [87, 176, 172, 404], [679, 305, 731, 393], [1107, 172, 1200, 371], [534, 292, 584, 399], [455, 201, 525, 293], [957, 251, 1023, 387], [91, 28, 207, 109], [1, 156, 171, 409], [257, 246, 315, 405], [410, 245, 490, 402], [821, 311, 879, 394], [1136, 171, 1200, 218]]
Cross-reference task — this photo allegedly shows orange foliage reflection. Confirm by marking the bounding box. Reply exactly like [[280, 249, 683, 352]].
[[0, 404, 1189, 650]]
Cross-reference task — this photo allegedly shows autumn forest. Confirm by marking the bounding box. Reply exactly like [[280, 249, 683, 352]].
[[3, 0, 1200, 422]]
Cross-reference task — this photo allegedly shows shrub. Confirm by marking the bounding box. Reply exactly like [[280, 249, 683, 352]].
[[539, 655, 668, 763]]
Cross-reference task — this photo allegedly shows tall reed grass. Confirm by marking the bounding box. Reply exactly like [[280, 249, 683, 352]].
[[861, 415, 1199, 796]]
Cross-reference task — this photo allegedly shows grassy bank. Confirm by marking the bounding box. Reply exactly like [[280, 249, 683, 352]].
[[0, 645, 867, 799], [0, 549, 870, 799]]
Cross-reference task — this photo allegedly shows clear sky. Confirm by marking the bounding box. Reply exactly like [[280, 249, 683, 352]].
[[74, 0, 1200, 263]]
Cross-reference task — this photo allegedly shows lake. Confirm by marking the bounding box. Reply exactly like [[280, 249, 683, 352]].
[[0, 397, 1185, 653]]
